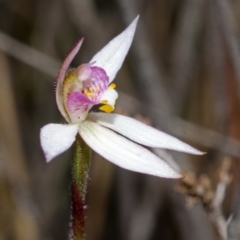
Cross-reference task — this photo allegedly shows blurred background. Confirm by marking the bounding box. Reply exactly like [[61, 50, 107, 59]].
[[0, 0, 240, 239]]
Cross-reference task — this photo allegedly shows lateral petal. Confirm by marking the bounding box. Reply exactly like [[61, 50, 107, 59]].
[[88, 113, 203, 155], [40, 123, 79, 162], [79, 121, 181, 178], [90, 16, 139, 83]]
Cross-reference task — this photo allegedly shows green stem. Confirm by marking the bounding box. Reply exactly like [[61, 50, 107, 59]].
[[69, 134, 91, 240]]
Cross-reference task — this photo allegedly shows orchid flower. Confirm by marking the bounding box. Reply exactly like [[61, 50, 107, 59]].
[[40, 16, 203, 179]]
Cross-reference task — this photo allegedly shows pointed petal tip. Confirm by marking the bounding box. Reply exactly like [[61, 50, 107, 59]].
[[45, 152, 54, 163], [128, 15, 139, 33], [161, 167, 183, 179], [66, 38, 84, 60], [41, 146, 54, 163], [133, 15, 140, 23], [189, 148, 206, 155], [75, 38, 84, 50], [175, 172, 183, 179], [79, 37, 84, 42], [173, 146, 205, 156]]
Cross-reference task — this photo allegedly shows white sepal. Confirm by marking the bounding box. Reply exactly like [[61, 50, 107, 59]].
[[40, 123, 79, 162], [56, 39, 84, 122], [88, 113, 204, 155], [90, 16, 139, 83], [79, 121, 181, 178]]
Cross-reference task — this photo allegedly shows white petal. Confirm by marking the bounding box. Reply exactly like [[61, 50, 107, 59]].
[[90, 16, 139, 83], [79, 121, 181, 178], [88, 113, 204, 155], [40, 123, 79, 162]]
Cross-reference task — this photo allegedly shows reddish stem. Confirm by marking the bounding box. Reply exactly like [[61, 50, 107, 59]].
[[69, 135, 91, 240]]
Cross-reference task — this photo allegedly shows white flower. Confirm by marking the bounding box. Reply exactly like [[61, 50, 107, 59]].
[[40, 16, 203, 178]]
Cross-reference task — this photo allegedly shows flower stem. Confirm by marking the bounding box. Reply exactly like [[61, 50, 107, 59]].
[[69, 135, 91, 240]]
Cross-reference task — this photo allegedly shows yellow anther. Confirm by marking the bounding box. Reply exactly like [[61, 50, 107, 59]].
[[109, 83, 116, 89], [86, 92, 96, 97], [99, 104, 114, 113], [89, 87, 94, 92]]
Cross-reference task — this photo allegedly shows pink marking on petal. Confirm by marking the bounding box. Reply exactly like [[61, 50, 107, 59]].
[[67, 92, 94, 122], [80, 66, 109, 104], [90, 66, 109, 90], [68, 92, 94, 106]]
